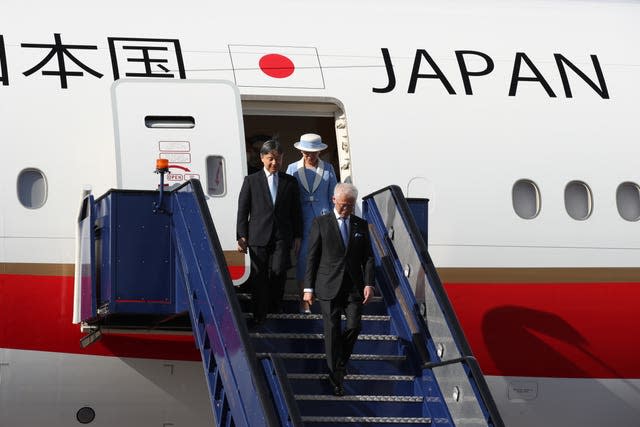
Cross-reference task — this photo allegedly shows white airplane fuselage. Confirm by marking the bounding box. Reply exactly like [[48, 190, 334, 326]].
[[1, 1, 639, 426]]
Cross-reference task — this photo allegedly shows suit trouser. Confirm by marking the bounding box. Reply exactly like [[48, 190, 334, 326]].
[[249, 241, 288, 319], [318, 286, 363, 377]]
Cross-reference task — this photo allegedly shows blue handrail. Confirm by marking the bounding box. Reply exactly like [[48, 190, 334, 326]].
[[259, 355, 303, 427], [170, 180, 279, 426], [363, 185, 504, 427]]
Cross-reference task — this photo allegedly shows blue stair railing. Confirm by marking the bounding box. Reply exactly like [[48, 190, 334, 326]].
[[363, 185, 504, 427], [78, 180, 295, 427], [259, 354, 304, 427], [170, 180, 280, 426]]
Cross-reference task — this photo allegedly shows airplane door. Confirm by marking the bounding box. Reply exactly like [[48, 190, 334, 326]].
[[112, 79, 249, 285]]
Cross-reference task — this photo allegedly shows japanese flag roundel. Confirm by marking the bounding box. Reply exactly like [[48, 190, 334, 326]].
[[228, 45, 325, 89]]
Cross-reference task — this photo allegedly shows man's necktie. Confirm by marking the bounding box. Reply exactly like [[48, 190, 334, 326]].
[[269, 173, 277, 203], [339, 217, 349, 246]]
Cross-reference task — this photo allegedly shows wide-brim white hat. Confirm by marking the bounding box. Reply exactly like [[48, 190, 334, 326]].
[[293, 133, 328, 152]]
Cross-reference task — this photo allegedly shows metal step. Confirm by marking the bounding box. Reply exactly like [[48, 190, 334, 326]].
[[236, 293, 387, 315], [301, 415, 432, 424], [288, 373, 414, 381], [246, 313, 393, 334], [287, 373, 417, 396], [256, 352, 405, 361], [296, 394, 423, 402], [250, 333, 398, 341], [252, 313, 390, 321], [256, 352, 408, 375], [297, 396, 428, 418], [250, 332, 401, 354]]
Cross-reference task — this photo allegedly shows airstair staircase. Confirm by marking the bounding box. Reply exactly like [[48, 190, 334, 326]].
[[76, 179, 503, 427], [245, 295, 436, 426]]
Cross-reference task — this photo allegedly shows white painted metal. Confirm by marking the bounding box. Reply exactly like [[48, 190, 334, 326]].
[[487, 375, 640, 426], [112, 79, 250, 284], [0, 349, 213, 427], [0, 1, 638, 426]]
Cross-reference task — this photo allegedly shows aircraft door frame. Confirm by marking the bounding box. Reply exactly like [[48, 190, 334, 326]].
[[111, 79, 249, 285]]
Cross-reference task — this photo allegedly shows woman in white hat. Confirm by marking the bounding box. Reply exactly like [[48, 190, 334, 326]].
[[286, 133, 337, 313]]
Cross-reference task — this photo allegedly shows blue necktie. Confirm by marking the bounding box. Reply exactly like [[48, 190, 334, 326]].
[[269, 173, 277, 203], [339, 217, 349, 246]]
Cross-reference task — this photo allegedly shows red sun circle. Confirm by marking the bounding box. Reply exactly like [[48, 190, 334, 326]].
[[258, 54, 295, 78]]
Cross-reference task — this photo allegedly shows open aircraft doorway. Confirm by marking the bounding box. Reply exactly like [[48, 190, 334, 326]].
[[240, 98, 349, 184], [240, 97, 350, 295]]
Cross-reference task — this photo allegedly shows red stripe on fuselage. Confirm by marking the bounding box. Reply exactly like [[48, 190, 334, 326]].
[[444, 282, 640, 378], [1, 273, 639, 379], [0, 274, 200, 361]]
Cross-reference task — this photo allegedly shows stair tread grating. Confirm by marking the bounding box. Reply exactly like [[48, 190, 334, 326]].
[[295, 394, 423, 402], [288, 373, 415, 381], [301, 415, 432, 424], [250, 333, 398, 340], [256, 352, 406, 361], [246, 313, 390, 321]]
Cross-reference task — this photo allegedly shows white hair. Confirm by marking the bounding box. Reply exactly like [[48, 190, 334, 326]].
[[334, 182, 358, 200]]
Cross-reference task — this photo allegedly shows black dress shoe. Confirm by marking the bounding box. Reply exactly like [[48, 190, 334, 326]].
[[332, 384, 345, 397], [328, 373, 345, 397]]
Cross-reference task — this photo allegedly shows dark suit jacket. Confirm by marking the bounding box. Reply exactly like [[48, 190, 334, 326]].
[[304, 213, 375, 301], [236, 170, 302, 247]]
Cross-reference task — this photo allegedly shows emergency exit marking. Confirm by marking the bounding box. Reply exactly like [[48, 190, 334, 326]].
[[159, 140, 190, 151]]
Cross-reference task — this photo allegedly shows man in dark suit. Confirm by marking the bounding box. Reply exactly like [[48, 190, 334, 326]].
[[303, 183, 375, 396], [237, 139, 302, 324]]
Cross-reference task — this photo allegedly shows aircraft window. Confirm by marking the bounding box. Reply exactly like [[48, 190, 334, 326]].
[[145, 115, 195, 129], [17, 168, 47, 209], [206, 155, 226, 196], [512, 179, 541, 219], [616, 182, 640, 222], [564, 180, 593, 220]]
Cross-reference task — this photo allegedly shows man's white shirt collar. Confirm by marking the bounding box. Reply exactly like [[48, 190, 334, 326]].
[[334, 210, 349, 223]]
